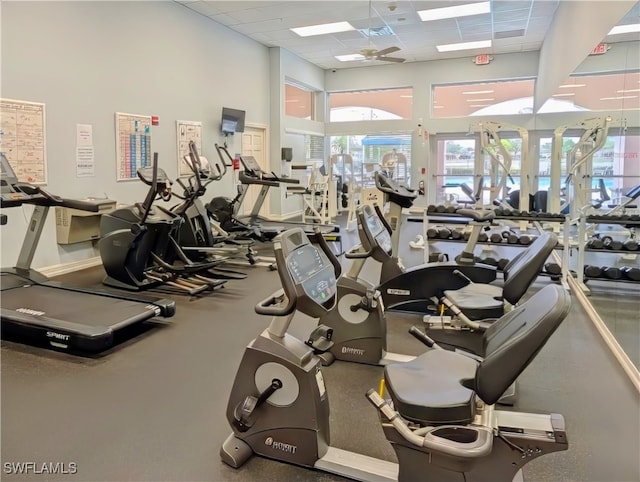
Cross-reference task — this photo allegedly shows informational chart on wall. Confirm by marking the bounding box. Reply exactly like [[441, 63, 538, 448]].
[[0, 98, 47, 184], [115, 112, 151, 181], [176, 120, 202, 176]]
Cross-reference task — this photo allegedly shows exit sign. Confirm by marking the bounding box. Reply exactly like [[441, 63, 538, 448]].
[[473, 54, 491, 65], [591, 43, 609, 55]]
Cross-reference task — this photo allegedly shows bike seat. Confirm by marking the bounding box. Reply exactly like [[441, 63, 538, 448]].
[[456, 208, 495, 222]]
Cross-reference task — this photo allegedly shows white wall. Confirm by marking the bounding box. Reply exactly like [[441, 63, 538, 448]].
[[1, 1, 270, 269], [270, 47, 326, 215]]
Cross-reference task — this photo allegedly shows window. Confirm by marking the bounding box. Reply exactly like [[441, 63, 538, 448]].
[[329, 88, 413, 122], [432, 79, 535, 118], [540, 71, 640, 113], [285, 82, 315, 120], [592, 132, 640, 203], [329, 133, 412, 188], [481, 137, 522, 205], [435, 138, 477, 204]]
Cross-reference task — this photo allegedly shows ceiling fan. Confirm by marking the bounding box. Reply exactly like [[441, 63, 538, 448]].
[[359, 0, 406, 63]]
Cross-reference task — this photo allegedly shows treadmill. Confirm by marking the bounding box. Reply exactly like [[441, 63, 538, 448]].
[[0, 154, 176, 354], [236, 154, 342, 252]]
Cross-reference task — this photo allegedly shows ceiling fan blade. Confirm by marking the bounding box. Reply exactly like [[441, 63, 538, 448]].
[[374, 46, 400, 56], [378, 56, 406, 63]]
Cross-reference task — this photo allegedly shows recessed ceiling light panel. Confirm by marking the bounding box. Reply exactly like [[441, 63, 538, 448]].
[[437, 40, 492, 52], [291, 21, 355, 37], [418, 1, 490, 22]]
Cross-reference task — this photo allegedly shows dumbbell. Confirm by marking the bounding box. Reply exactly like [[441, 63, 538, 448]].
[[502, 230, 519, 244], [426, 227, 439, 239], [462, 230, 471, 241], [586, 238, 604, 250], [584, 265, 603, 278], [621, 266, 640, 281], [623, 239, 639, 251], [451, 229, 463, 240], [445, 205, 457, 213], [518, 234, 533, 245], [427, 205, 437, 213], [435, 204, 447, 213], [545, 263, 562, 275], [497, 258, 510, 271], [478, 232, 489, 243], [603, 237, 624, 250], [502, 208, 513, 217], [480, 257, 499, 266], [602, 266, 623, 280], [489, 232, 503, 243], [437, 227, 452, 239]]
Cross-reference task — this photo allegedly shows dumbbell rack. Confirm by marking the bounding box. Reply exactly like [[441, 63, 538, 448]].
[[421, 210, 564, 267], [568, 214, 640, 293]]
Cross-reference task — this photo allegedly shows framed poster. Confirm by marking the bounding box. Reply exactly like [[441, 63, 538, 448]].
[[115, 112, 151, 181], [176, 120, 202, 177], [0, 98, 47, 184]]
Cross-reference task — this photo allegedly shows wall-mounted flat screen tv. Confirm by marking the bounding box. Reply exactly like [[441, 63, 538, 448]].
[[221, 107, 246, 134]]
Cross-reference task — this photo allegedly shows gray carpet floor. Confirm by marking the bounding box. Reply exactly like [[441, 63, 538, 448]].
[[1, 219, 639, 482]]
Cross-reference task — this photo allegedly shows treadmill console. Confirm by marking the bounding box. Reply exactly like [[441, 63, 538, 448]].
[[286, 244, 336, 308], [0, 153, 46, 206], [240, 155, 263, 175]]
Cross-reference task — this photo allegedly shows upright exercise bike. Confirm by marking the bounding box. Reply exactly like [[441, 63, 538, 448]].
[[220, 227, 571, 481]]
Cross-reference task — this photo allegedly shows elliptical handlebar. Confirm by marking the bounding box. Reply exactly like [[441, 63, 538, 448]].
[[189, 140, 227, 182], [215, 143, 235, 168]]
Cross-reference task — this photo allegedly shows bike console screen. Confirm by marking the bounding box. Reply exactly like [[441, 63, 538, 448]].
[[363, 207, 392, 253], [286, 244, 336, 307]]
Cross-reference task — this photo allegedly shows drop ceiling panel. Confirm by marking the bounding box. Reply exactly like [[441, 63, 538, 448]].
[[177, 0, 639, 70]]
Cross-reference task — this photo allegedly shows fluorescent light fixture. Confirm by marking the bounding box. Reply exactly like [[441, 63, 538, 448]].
[[462, 90, 494, 95], [291, 21, 354, 37], [433, 105, 445, 109], [466, 98, 494, 102], [618, 89, 640, 93], [419, 1, 490, 22], [400, 95, 413, 98], [558, 84, 586, 88], [469, 104, 490, 108], [335, 54, 365, 62], [599, 95, 638, 100], [552, 93, 576, 97], [608, 23, 640, 35], [437, 40, 491, 53]]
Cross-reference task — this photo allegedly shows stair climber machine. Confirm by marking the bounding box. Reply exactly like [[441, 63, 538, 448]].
[[169, 141, 253, 275], [99, 153, 226, 295], [220, 226, 571, 481], [0, 153, 175, 353]]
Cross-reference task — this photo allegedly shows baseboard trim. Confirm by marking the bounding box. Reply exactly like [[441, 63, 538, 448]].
[[40, 256, 103, 278]]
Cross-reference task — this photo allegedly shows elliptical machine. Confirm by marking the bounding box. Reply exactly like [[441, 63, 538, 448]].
[[99, 153, 224, 294], [170, 141, 256, 272], [220, 227, 571, 481]]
